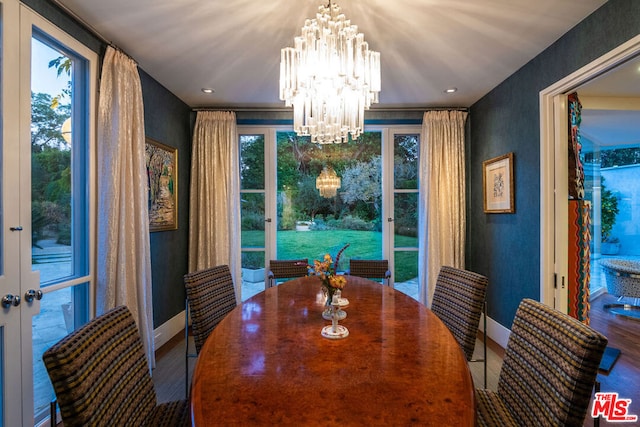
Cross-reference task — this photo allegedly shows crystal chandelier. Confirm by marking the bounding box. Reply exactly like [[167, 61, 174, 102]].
[[279, 1, 381, 144], [316, 166, 341, 198]]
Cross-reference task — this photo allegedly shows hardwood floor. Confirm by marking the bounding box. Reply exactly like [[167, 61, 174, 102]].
[[584, 293, 640, 426], [152, 294, 639, 426], [154, 332, 195, 402]]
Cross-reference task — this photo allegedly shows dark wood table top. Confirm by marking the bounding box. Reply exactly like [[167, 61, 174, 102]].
[[191, 275, 476, 426]]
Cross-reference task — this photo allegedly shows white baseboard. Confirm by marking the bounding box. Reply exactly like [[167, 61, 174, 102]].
[[480, 315, 510, 349], [154, 310, 186, 350]]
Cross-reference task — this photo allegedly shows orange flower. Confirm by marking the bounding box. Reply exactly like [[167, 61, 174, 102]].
[[309, 246, 349, 293], [329, 275, 346, 289]]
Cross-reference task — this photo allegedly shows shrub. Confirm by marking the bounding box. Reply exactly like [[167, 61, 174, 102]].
[[241, 212, 265, 231], [57, 224, 71, 245], [337, 215, 374, 231], [601, 177, 619, 242], [242, 252, 264, 269], [395, 225, 417, 238]]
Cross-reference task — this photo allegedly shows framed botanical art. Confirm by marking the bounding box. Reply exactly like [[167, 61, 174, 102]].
[[145, 138, 178, 231], [483, 152, 514, 213]]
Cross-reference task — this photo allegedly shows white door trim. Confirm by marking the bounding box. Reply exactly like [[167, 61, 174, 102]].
[[1, 0, 24, 425], [539, 34, 640, 309]]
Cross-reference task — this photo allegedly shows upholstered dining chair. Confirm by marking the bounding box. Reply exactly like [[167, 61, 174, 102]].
[[476, 298, 608, 427], [430, 265, 488, 386], [347, 259, 391, 285], [184, 264, 237, 396], [43, 305, 190, 427], [267, 259, 309, 287]]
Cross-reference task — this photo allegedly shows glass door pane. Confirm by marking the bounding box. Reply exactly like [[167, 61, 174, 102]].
[[240, 134, 267, 300], [275, 131, 383, 270], [29, 22, 93, 424], [30, 36, 73, 283], [392, 133, 419, 299], [31, 33, 74, 423], [584, 141, 640, 297]]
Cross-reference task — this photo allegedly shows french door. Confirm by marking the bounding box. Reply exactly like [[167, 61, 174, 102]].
[[384, 128, 420, 297], [1, 2, 97, 425], [238, 126, 420, 301]]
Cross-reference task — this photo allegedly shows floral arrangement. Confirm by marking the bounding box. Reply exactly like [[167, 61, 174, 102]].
[[309, 244, 350, 299]]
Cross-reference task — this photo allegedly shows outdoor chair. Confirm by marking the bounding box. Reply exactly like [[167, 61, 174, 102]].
[[267, 259, 309, 287], [476, 298, 607, 427], [43, 305, 189, 427], [347, 259, 391, 285]]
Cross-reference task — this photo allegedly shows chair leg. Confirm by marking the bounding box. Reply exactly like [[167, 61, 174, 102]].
[[469, 301, 488, 389], [185, 298, 190, 399], [50, 399, 57, 427], [481, 300, 487, 389]]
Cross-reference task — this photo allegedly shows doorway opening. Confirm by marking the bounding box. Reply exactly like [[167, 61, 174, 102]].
[[540, 34, 640, 314]]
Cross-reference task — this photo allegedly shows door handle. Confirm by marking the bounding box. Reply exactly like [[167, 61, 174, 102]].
[[2, 294, 21, 308], [25, 289, 43, 303], [265, 218, 272, 223]]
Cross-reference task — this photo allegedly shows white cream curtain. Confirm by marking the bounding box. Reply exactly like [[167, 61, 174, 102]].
[[418, 110, 468, 306], [96, 46, 155, 369], [189, 111, 241, 297]]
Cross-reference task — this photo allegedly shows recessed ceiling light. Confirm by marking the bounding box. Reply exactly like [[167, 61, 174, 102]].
[[445, 87, 457, 93], [201, 88, 215, 94]]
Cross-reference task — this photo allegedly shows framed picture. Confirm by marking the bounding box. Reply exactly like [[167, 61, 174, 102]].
[[145, 138, 178, 231], [483, 152, 514, 213]]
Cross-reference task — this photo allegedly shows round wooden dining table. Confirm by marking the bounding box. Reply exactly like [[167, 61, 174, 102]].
[[190, 275, 476, 426]]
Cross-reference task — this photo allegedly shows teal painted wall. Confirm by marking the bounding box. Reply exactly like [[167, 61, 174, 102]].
[[141, 70, 192, 327]]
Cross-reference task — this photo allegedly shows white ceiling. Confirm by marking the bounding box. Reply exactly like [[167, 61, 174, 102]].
[[55, 0, 608, 109]]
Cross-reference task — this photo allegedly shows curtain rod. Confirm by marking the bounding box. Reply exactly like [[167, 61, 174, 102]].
[[50, 0, 110, 45], [49, 0, 136, 63], [192, 108, 291, 112], [192, 107, 469, 112]]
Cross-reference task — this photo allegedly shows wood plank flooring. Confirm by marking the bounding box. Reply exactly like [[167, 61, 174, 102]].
[[585, 293, 640, 427], [152, 293, 639, 426]]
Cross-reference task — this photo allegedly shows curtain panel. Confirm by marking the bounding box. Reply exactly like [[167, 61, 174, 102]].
[[419, 110, 468, 306], [189, 111, 241, 299], [97, 46, 155, 369]]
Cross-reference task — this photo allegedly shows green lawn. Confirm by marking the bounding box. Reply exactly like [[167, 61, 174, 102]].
[[242, 229, 418, 282]]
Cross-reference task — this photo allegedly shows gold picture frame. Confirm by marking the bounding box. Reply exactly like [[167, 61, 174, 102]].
[[145, 138, 178, 231], [483, 152, 514, 213]]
